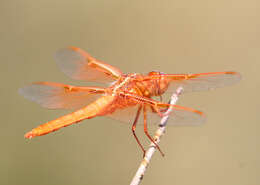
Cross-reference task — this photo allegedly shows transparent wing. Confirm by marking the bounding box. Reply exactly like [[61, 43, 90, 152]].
[[55, 47, 123, 83], [105, 95, 205, 126], [19, 81, 106, 109], [146, 104, 206, 126], [106, 104, 145, 126], [147, 71, 241, 94]]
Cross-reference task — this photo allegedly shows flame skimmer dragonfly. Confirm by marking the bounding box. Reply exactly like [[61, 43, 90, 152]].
[[19, 47, 241, 156]]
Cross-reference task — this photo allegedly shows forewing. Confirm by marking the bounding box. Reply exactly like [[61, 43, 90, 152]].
[[148, 71, 241, 94], [19, 82, 106, 109], [55, 47, 123, 83]]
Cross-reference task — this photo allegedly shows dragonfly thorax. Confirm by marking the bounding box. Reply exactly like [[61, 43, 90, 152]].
[[110, 72, 170, 99]]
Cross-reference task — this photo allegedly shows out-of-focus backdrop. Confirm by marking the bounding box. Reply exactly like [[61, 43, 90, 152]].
[[1, 1, 259, 185]]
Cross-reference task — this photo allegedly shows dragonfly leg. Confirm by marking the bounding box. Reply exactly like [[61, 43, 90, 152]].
[[143, 105, 165, 157], [153, 102, 173, 118], [132, 105, 146, 157], [152, 104, 165, 118]]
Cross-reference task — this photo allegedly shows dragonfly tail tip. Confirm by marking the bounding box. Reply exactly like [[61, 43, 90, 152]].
[[24, 131, 35, 139]]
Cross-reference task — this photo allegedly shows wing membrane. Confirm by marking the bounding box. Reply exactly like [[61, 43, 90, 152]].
[[152, 104, 206, 126], [55, 47, 122, 83], [105, 94, 205, 126], [148, 71, 241, 94], [19, 82, 106, 109], [106, 104, 144, 125]]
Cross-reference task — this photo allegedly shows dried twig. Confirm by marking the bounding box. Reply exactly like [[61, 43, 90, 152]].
[[130, 87, 183, 185]]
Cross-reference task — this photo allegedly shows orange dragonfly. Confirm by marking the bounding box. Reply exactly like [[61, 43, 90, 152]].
[[19, 47, 241, 156]]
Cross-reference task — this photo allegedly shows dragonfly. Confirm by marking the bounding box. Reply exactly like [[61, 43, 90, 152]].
[[19, 47, 241, 156]]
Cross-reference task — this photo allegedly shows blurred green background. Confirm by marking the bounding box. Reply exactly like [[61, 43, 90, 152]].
[[1, 0, 259, 185]]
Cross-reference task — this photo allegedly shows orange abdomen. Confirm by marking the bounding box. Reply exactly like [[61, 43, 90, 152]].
[[25, 95, 115, 138]]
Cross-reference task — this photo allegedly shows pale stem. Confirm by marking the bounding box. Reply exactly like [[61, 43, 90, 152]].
[[130, 87, 183, 185]]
